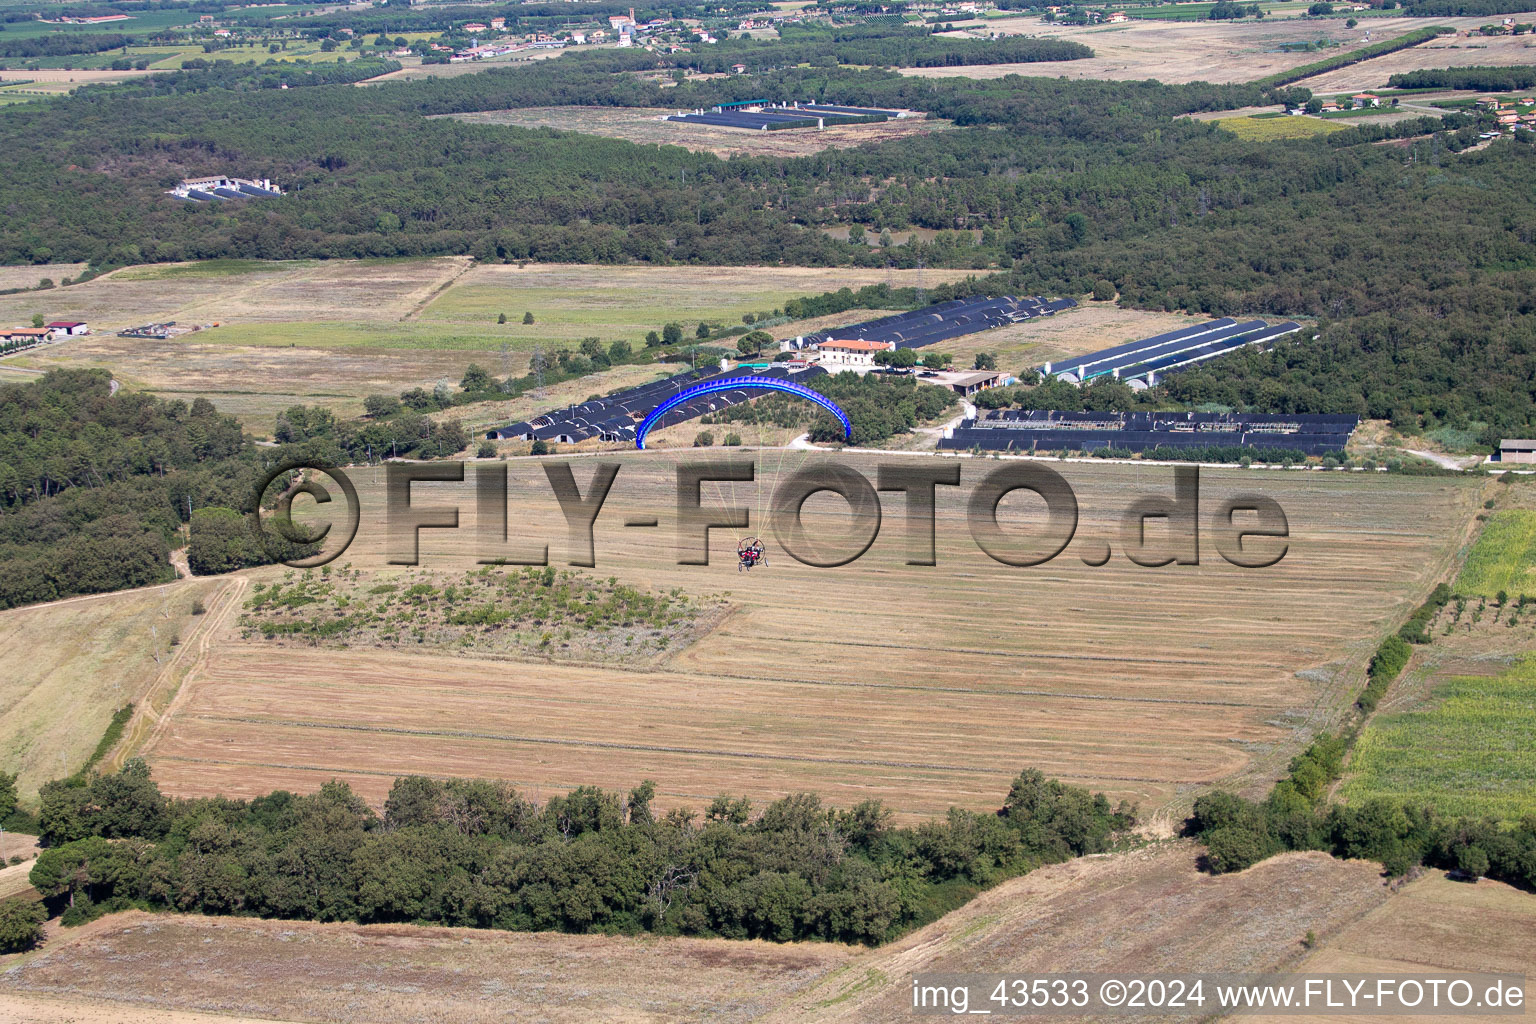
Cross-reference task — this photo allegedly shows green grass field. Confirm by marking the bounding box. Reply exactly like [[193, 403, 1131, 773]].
[[1455, 510, 1536, 600], [1215, 115, 1348, 140], [1114, 2, 1300, 20], [420, 283, 793, 343], [1341, 654, 1536, 821], [114, 259, 318, 281], [205, 321, 517, 351]]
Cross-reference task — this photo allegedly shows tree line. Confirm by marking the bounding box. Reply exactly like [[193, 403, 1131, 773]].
[[1387, 65, 1536, 91], [663, 23, 1091, 74], [0, 31, 131, 58], [19, 760, 1132, 946]]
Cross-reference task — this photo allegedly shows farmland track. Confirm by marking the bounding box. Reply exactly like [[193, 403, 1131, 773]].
[[398, 256, 476, 322], [114, 575, 246, 771]]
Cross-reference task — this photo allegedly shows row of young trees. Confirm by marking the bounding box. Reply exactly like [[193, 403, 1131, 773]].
[[0, 32, 131, 58], [1188, 576, 1536, 886], [25, 761, 1133, 945], [664, 22, 1092, 73]]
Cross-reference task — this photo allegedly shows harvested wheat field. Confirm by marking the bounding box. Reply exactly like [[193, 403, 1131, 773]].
[[1244, 870, 1536, 1024], [0, 263, 87, 291], [440, 107, 953, 158], [0, 911, 853, 1024], [0, 580, 223, 804], [904, 15, 1526, 84], [765, 843, 1394, 1023], [130, 455, 1479, 819]]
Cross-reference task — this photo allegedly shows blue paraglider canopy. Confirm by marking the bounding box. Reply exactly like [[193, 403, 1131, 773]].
[[634, 376, 852, 450]]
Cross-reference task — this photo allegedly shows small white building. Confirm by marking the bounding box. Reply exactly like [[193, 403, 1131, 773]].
[[45, 320, 89, 336]]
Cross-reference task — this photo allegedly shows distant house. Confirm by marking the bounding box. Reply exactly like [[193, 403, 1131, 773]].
[[945, 369, 1005, 396], [45, 321, 88, 336], [2, 327, 53, 344], [730, 62, 747, 73], [1105, 11, 1128, 22], [1351, 93, 1379, 107], [1498, 112, 1520, 125], [463, 22, 487, 32], [490, 16, 505, 29], [570, 31, 587, 43], [1498, 439, 1536, 463]]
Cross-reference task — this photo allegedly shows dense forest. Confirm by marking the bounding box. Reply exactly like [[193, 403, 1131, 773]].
[[0, 35, 1532, 430], [0, 32, 129, 58], [0, 370, 253, 608], [24, 761, 1132, 945], [0, 369, 467, 608]]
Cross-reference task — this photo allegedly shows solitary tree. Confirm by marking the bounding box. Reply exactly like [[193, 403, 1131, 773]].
[[737, 330, 772, 358], [696, 321, 710, 338], [662, 323, 683, 346], [522, 311, 534, 324], [460, 363, 493, 392], [30, 313, 43, 328], [497, 312, 508, 324], [645, 330, 662, 348], [974, 352, 997, 371]]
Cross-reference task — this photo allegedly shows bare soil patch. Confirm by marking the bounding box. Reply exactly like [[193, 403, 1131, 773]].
[[901, 16, 1527, 84], [1246, 870, 1536, 1024], [768, 844, 1392, 1022], [0, 911, 853, 1024], [0, 264, 88, 292], [442, 106, 952, 158]]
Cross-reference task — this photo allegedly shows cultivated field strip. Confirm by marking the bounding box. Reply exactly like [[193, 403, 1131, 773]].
[[142, 456, 1476, 816]]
